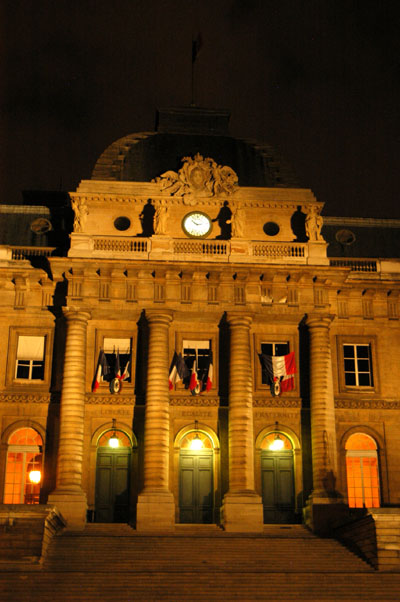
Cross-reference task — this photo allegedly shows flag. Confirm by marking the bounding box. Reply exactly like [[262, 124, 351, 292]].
[[121, 360, 130, 382], [92, 350, 110, 392], [115, 350, 121, 379], [258, 351, 296, 393], [169, 352, 189, 390], [202, 351, 213, 392], [189, 359, 200, 395]]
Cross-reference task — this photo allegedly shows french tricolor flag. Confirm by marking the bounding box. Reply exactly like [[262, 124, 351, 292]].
[[258, 351, 296, 393]]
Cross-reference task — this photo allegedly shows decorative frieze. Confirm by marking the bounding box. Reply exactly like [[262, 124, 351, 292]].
[[169, 397, 219, 406], [85, 395, 135, 405], [253, 397, 302, 408], [335, 399, 400, 410], [0, 393, 54, 404]]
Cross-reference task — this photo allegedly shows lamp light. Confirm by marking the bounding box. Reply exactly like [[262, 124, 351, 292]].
[[109, 418, 120, 448], [29, 470, 41, 484], [190, 420, 204, 451], [269, 422, 285, 451]]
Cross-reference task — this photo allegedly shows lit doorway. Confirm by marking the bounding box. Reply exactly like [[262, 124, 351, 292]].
[[3, 427, 43, 504], [260, 432, 295, 523], [345, 433, 380, 508], [179, 429, 214, 524], [95, 429, 132, 523]]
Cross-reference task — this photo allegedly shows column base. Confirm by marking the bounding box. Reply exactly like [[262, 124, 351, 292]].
[[136, 491, 175, 532], [47, 490, 87, 531], [221, 492, 263, 532], [304, 491, 348, 536]]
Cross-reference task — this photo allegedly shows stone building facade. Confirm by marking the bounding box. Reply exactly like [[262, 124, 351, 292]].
[[1, 108, 400, 544]]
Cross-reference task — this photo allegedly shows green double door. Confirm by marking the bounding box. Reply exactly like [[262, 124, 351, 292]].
[[179, 450, 213, 523], [95, 447, 131, 523], [261, 451, 295, 523]]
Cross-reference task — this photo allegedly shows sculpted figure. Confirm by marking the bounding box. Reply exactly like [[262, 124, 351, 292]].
[[71, 197, 88, 233], [231, 205, 245, 238], [154, 202, 168, 235], [305, 205, 323, 241]]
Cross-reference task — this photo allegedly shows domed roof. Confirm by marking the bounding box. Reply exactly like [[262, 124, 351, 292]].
[[91, 107, 301, 188]]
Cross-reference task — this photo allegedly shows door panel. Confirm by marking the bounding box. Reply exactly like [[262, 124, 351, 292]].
[[179, 451, 213, 524], [95, 448, 131, 523], [261, 451, 295, 523]]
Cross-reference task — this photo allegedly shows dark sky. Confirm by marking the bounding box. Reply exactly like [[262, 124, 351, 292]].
[[1, 0, 399, 218]]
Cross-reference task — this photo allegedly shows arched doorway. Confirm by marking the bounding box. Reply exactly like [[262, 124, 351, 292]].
[[179, 428, 214, 524], [95, 428, 132, 523], [345, 433, 380, 508], [3, 427, 43, 504], [260, 432, 295, 523]]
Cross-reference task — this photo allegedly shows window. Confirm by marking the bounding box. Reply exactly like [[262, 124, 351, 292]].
[[103, 338, 131, 382], [15, 336, 45, 380], [260, 342, 289, 385], [3, 427, 43, 504], [345, 433, 380, 508], [183, 339, 212, 388], [343, 344, 373, 387]]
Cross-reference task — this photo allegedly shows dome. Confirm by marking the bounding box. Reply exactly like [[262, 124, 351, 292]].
[[91, 107, 301, 189]]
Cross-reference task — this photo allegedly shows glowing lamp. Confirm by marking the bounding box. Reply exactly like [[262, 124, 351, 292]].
[[29, 470, 41, 484], [108, 418, 120, 448], [190, 433, 203, 451], [269, 434, 284, 451]]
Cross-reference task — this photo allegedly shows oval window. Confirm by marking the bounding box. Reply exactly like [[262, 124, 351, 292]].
[[114, 217, 131, 231], [263, 222, 280, 236], [336, 229, 356, 245]]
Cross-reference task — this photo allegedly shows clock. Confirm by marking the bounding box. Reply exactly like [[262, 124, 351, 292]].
[[182, 211, 212, 238]]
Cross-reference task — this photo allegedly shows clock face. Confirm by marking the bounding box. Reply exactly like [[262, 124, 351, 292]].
[[182, 212, 212, 238]]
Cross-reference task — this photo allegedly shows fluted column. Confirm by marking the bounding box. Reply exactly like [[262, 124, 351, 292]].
[[136, 310, 175, 531], [48, 309, 90, 530], [306, 314, 338, 496], [222, 313, 263, 532]]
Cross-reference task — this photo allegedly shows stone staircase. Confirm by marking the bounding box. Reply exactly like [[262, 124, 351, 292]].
[[1, 524, 400, 601]]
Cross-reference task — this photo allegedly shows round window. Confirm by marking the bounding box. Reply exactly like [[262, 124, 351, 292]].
[[263, 221, 280, 236], [114, 216, 131, 231], [335, 229, 356, 245], [30, 218, 52, 235]]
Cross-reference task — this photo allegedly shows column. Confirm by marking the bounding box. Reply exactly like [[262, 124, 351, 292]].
[[136, 310, 175, 531], [48, 309, 90, 530], [221, 313, 263, 532], [306, 313, 344, 533]]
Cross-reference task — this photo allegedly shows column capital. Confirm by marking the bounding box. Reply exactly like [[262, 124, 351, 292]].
[[226, 312, 253, 328], [305, 313, 335, 329], [62, 307, 91, 323], [145, 309, 173, 326]]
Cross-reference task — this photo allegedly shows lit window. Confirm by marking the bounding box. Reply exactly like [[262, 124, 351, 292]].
[[103, 338, 131, 382], [260, 342, 289, 385], [343, 344, 373, 387], [3, 427, 43, 504], [345, 433, 380, 508], [15, 336, 45, 380]]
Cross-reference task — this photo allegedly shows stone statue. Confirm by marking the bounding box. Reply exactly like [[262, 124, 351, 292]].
[[71, 197, 88, 233], [305, 205, 323, 241], [154, 202, 168, 235], [231, 205, 245, 238]]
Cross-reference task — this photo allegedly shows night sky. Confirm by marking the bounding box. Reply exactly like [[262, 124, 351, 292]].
[[1, 1, 399, 218]]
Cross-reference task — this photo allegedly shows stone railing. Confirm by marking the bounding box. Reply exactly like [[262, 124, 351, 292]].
[[252, 242, 306, 259], [330, 259, 378, 272], [173, 241, 228, 255], [93, 238, 148, 253], [10, 246, 55, 260]]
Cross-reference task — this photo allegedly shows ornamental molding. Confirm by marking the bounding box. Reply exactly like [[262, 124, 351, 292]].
[[335, 398, 400, 410], [169, 396, 219, 406], [0, 393, 54, 404], [253, 398, 302, 408], [85, 395, 135, 405], [152, 154, 238, 200]]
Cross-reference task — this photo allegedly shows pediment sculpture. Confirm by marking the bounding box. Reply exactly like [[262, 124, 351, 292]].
[[152, 153, 239, 198]]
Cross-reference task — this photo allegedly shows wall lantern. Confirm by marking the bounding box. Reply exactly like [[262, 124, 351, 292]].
[[108, 418, 120, 448], [190, 420, 204, 451], [269, 422, 285, 451]]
